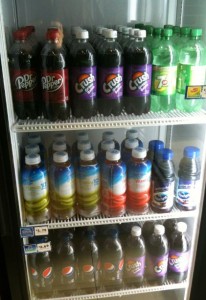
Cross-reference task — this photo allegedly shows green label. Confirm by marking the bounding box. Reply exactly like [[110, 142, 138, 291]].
[[177, 64, 206, 94], [152, 66, 177, 95]]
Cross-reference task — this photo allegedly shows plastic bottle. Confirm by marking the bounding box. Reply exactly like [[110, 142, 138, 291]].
[[70, 30, 97, 118], [175, 146, 201, 211], [142, 220, 158, 242], [97, 140, 115, 166], [151, 28, 178, 112], [135, 23, 144, 29], [168, 222, 191, 283], [123, 28, 139, 53], [151, 148, 175, 213], [72, 131, 89, 156], [121, 138, 139, 165], [147, 140, 164, 163], [76, 149, 100, 217], [98, 131, 120, 152], [124, 29, 152, 115], [49, 151, 75, 220], [127, 147, 151, 214], [41, 28, 70, 121], [145, 25, 154, 48], [152, 28, 162, 49], [124, 226, 146, 287], [176, 28, 206, 112], [9, 28, 39, 119], [146, 224, 169, 285], [49, 133, 71, 160], [119, 27, 130, 47], [177, 27, 190, 50], [101, 149, 126, 217], [27, 133, 46, 165], [78, 228, 100, 293], [121, 129, 143, 154], [22, 154, 49, 224], [163, 218, 178, 243], [76, 140, 92, 162], [97, 29, 124, 116], [101, 228, 124, 291]]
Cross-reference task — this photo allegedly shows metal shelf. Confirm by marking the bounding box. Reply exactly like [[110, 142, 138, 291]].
[[28, 206, 196, 229], [12, 110, 206, 132]]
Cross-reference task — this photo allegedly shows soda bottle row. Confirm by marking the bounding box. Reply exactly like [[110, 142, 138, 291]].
[[28, 220, 191, 298]]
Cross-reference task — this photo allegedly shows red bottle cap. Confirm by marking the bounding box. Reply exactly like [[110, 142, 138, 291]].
[[25, 25, 35, 33], [46, 28, 60, 40], [13, 29, 28, 41]]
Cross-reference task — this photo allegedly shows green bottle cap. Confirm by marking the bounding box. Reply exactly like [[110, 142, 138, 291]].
[[135, 23, 144, 29], [164, 24, 174, 29], [163, 28, 173, 37], [144, 25, 154, 35], [173, 26, 180, 34], [191, 28, 202, 37], [153, 27, 162, 36], [180, 27, 191, 36]]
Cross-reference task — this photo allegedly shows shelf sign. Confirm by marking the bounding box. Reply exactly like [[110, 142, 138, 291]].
[[20, 226, 48, 238], [24, 242, 51, 255], [185, 85, 206, 99], [37, 242, 51, 253], [34, 226, 49, 236], [24, 244, 37, 254]]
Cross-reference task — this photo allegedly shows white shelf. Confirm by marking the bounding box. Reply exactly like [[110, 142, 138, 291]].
[[12, 110, 206, 132]]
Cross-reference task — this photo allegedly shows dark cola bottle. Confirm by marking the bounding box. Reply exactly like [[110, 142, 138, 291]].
[[9, 28, 39, 119], [41, 28, 70, 121], [70, 30, 97, 118]]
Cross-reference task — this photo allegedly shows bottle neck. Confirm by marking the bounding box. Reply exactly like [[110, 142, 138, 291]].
[[77, 38, 87, 43], [106, 38, 116, 42], [106, 159, 121, 165], [134, 37, 144, 42], [191, 36, 201, 40]]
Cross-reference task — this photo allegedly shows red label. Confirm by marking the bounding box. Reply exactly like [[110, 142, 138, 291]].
[[41, 69, 69, 103], [10, 69, 38, 103]]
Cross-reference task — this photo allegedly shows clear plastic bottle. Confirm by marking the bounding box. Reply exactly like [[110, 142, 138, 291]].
[[49, 133, 71, 160], [72, 131, 89, 156], [97, 140, 115, 166], [151, 28, 178, 112], [98, 131, 120, 152], [121, 138, 139, 165], [121, 129, 143, 154], [147, 139, 164, 163], [176, 28, 206, 112], [177, 27, 191, 50]]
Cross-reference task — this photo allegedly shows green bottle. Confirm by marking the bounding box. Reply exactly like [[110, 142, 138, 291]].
[[151, 28, 178, 112], [177, 27, 191, 49], [152, 28, 163, 49], [176, 28, 206, 112], [135, 23, 144, 29], [145, 25, 154, 48]]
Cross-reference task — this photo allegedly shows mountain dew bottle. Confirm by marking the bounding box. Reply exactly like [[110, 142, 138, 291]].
[[176, 28, 206, 112], [151, 28, 178, 112]]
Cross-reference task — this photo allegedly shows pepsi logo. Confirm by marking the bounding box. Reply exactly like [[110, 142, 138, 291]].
[[62, 266, 73, 277], [42, 267, 52, 279], [104, 262, 115, 272], [31, 268, 38, 277], [119, 259, 124, 271], [178, 191, 189, 200], [83, 265, 94, 273]]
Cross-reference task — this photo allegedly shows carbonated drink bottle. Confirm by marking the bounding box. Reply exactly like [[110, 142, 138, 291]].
[[135, 23, 144, 29], [101, 149, 126, 217], [152, 28, 162, 49], [98, 131, 120, 152], [176, 28, 206, 112], [124, 226, 146, 287], [41, 28, 70, 121], [22, 154, 49, 224], [145, 25, 154, 48], [124, 29, 152, 115], [49, 151, 75, 220], [123, 28, 139, 53], [175, 146, 201, 211], [151, 28, 178, 112], [127, 147, 151, 214], [168, 222, 191, 283], [9, 28, 39, 119], [146, 224, 169, 285], [97, 140, 115, 166], [70, 30, 97, 118], [177, 27, 190, 50], [121, 129, 143, 154], [97, 29, 124, 116], [121, 138, 139, 165], [101, 228, 124, 291], [163, 219, 178, 243], [119, 27, 130, 47], [142, 220, 158, 242], [151, 148, 175, 213], [76, 149, 100, 217]]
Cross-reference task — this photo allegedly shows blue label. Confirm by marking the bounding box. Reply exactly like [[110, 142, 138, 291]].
[[24, 244, 37, 255], [76, 164, 100, 195], [176, 178, 199, 208], [50, 165, 75, 198], [127, 160, 151, 193], [20, 227, 34, 238]]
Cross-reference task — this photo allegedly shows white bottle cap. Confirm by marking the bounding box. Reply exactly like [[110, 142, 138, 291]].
[[129, 28, 139, 36], [53, 133, 66, 143], [118, 26, 125, 33], [177, 222, 187, 233], [77, 140, 91, 151], [25, 153, 41, 165], [154, 224, 165, 236], [101, 140, 115, 151], [80, 149, 95, 161], [135, 29, 146, 38], [106, 149, 121, 161], [53, 151, 68, 163], [102, 131, 114, 141], [126, 129, 139, 139], [131, 226, 142, 237], [76, 29, 89, 39], [125, 138, 139, 149], [97, 27, 104, 34], [53, 141, 67, 152], [122, 27, 130, 34], [25, 144, 40, 155], [132, 147, 147, 159], [28, 134, 41, 145], [105, 29, 117, 39], [71, 26, 82, 35], [102, 28, 109, 37], [77, 132, 89, 142]]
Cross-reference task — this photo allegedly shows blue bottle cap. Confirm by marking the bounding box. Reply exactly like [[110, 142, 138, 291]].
[[148, 140, 164, 151], [184, 146, 200, 159], [161, 148, 174, 160]]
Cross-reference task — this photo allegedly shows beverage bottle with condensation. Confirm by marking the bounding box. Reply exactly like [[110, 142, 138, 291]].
[[121, 138, 139, 165], [124, 29, 152, 115], [72, 131, 89, 156], [98, 131, 120, 152], [168, 222, 191, 283], [21, 154, 50, 224], [151, 28, 178, 112], [176, 28, 206, 112], [49, 151, 76, 220], [9, 28, 39, 119], [76, 150, 100, 217], [70, 30, 97, 118], [101, 149, 126, 217], [124, 226, 146, 288], [151, 148, 175, 213], [97, 29, 124, 116], [146, 224, 169, 285], [97, 140, 115, 166], [152, 28, 162, 50], [41, 28, 70, 121], [121, 129, 143, 155], [127, 147, 151, 214], [175, 146, 201, 211]]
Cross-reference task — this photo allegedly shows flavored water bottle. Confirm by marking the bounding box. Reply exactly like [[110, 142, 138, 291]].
[[175, 146, 201, 211], [27, 133, 45, 161], [97, 140, 115, 166], [127, 147, 151, 214], [121, 129, 143, 154], [49, 133, 71, 160], [76, 150, 100, 217], [101, 149, 126, 217], [72, 131, 89, 156], [98, 131, 120, 152], [121, 138, 139, 165]]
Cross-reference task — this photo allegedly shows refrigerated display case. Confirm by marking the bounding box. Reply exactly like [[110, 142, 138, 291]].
[[0, 0, 206, 300]]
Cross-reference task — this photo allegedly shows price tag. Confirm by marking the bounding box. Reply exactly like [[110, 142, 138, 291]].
[[37, 242, 51, 253], [20, 227, 34, 238], [24, 244, 37, 255], [34, 226, 49, 236]]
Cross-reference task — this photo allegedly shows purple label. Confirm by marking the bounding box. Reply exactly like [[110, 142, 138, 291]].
[[125, 256, 145, 278], [125, 64, 152, 97], [147, 254, 168, 277], [71, 66, 97, 100], [98, 67, 123, 99], [168, 250, 190, 273]]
